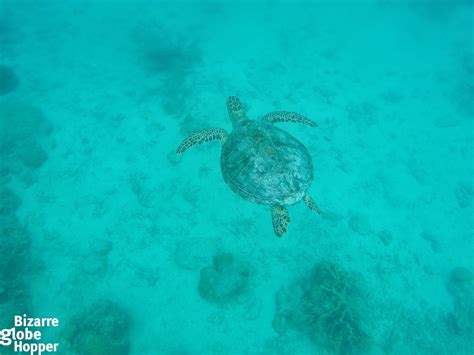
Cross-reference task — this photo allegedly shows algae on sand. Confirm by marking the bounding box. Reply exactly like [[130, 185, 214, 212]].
[[273, 261, 371, 354]]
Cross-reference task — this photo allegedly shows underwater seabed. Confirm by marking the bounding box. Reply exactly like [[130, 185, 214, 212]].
[[0, 0, 473, 354]]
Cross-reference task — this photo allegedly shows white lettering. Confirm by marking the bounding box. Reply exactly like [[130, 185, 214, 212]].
[[15, 316, 60, 328], [29, 343, 38, 355], [14, 340, 23, 351], [0, 328, 12, 346], [2, 315, 60, 353], [34, 330, 41, 340], [16, 330, 25, 340]]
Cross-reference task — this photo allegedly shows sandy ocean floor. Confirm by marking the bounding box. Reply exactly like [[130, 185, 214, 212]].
[[1, 0, 473, 354]]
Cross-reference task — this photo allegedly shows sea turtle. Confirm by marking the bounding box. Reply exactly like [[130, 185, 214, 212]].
[[177, 96, 321, 237]]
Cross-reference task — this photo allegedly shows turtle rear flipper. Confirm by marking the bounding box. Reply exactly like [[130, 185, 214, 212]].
[[271, 205, 290, 237], [303, 193, 322, 215], [176, 128, 228, 154], [262, 111, 317, 127]]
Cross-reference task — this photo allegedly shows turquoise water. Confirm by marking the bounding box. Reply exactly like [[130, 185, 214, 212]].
[[1, 0, 473, 354]]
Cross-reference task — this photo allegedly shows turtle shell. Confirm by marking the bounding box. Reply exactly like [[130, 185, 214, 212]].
[[221, 120, 313, 205]]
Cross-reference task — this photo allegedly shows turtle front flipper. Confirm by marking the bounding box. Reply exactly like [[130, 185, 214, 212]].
[[176, 128, 228, 154], [271, 205, 290, 237], [262, 111, 317, 127], [303, 193, 322, 215]]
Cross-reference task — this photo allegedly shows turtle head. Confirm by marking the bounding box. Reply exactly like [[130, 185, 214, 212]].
[[227, 96, 247, 128]]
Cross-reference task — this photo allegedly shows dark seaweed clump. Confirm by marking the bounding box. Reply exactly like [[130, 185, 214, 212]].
[[0, 102, 36, 330], [133, 24, 201, 77], [273, 261, 370, 354], [198, 252, 251, 304], [0, 187, 21, 215], [0, 101, 51, 330], [0, 100, 53, 185], [0, 213, 30, 300], [445, 266, 474, 348], [0, 65, 19, 95], [133, 22, 202, 117], [64, 300, 131, 355], [0, 203, 34, 331]]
